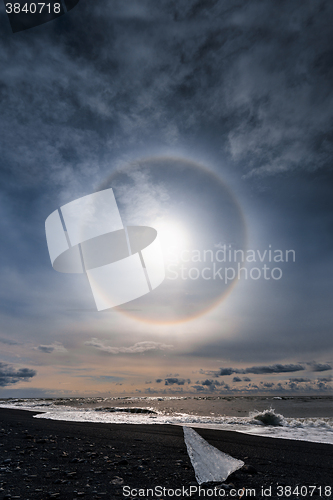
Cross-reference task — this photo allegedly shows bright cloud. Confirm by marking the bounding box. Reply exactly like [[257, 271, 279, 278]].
[[84, 338, 174, 355]]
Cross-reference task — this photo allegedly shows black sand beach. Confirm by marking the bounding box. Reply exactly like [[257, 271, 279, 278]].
[[0, 408, 332, 499]]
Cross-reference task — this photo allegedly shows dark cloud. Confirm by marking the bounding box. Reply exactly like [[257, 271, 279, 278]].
[[289, 378, 311, 383], [202, 363, 305, 378], [145, 387, 158, 394], [196, 379, 226, 392], [199, 368, 233, 377], [316, 380, 331, 391], [155, 379, 162, 383], [199, 379, 224, 387], [191, 381, 231, 393], [233, 376, 242, 382], [191, 375, 332, 394], [285, 378, 332, 392], [164, 378, 191, 386], [1, 0, 333, 195], [0, 362, 36, 387], [244, 364, 305, 375], [310, 363, 332, 372], [191, 385, 206, 392], [37, 345, 54, 353], [217, 368, 236, 376]]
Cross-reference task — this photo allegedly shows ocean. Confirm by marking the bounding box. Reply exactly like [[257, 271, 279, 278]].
[[0, 395, 332, 445]]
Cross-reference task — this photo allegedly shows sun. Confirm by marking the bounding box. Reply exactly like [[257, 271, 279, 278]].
[[153, 219, 190, 252], [101, 156, 246, 323]]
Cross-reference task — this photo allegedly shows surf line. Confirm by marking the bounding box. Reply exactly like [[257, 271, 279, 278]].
[[183, 427, 244, 484]]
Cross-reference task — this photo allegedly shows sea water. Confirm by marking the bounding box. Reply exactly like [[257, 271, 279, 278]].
[[0, 395, 332, 445]]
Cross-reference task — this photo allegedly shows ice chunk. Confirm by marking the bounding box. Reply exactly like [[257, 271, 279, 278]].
[[183, 426, 244, 484]]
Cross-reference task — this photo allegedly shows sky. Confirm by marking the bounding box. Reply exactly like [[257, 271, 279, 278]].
[[0, 0, 332, 398]]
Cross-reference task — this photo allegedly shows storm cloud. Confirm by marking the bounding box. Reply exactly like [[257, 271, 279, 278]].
[[309, 363, 332, 372], [1, 1, 333, 195], [0, 362, 36, 387], [244, 364, 305, 375], [164, 378, 191, 386]]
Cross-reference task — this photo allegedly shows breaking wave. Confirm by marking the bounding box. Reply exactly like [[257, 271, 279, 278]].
[[249, 408, 286, 426]]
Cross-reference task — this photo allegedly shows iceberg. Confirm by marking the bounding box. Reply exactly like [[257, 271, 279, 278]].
[[183, 426, 244, 484]]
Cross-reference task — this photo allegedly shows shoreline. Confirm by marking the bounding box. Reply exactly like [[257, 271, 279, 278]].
[[0, 408, 332, 499], [1, 395, 332, 419]]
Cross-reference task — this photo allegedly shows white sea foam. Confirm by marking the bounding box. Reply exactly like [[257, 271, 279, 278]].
[[0, 399, 332, 445]]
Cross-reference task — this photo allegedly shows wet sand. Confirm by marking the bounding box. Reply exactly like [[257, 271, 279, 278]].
[[0, 408, 332, 499]]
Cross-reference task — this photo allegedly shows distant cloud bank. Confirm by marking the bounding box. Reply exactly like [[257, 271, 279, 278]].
[[200, 362, 332, 378]]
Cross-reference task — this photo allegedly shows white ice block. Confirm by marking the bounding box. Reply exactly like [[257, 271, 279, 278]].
[[183, 426, 244, 484]]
